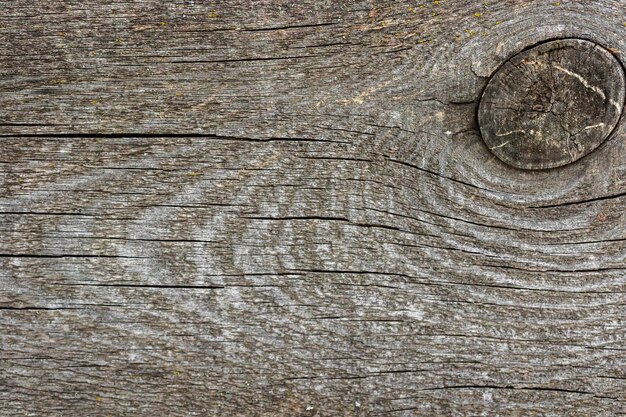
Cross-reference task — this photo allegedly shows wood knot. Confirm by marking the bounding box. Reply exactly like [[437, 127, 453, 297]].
[[478, 39, 625, 170]]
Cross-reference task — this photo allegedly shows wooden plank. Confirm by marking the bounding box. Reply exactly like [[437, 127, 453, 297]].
[[2, 136, 626, 415], [0, 1, 623, 136], [1, 0, 626, 415]]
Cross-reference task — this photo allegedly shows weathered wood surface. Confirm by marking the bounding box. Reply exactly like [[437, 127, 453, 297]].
[[2, 1, 626, 416]]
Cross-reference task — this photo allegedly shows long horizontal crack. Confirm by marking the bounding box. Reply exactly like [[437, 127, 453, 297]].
[[0, 132, 348, 144]]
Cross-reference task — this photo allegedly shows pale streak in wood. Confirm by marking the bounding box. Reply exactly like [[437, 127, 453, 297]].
[[1, 1, 626, 416]]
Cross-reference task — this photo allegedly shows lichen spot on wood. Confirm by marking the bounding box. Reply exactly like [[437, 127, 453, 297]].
[[478, 39, 626, 170]]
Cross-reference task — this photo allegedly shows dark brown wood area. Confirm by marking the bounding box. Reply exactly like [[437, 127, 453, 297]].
[[478, 39, 624, 169]]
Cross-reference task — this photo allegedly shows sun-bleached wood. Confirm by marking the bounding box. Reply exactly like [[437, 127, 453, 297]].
[[2, 1, 626, 416]]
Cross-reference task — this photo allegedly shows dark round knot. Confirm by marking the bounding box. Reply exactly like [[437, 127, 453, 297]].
[[478, 39, 625, 170]]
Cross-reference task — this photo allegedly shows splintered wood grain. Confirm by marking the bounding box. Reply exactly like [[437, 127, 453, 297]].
[[1, 1, 626, 416]]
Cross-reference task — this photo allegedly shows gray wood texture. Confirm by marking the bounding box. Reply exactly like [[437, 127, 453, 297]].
[[478, 39, 625, 170], [2, 1, 626, 416]]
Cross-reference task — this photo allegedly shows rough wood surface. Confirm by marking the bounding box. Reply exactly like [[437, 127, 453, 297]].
[[2, 1, 626, 416], [478, 38, 625, 170]]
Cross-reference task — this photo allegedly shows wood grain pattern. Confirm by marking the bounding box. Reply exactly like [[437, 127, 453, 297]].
[[2, 1, 626, 416]]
